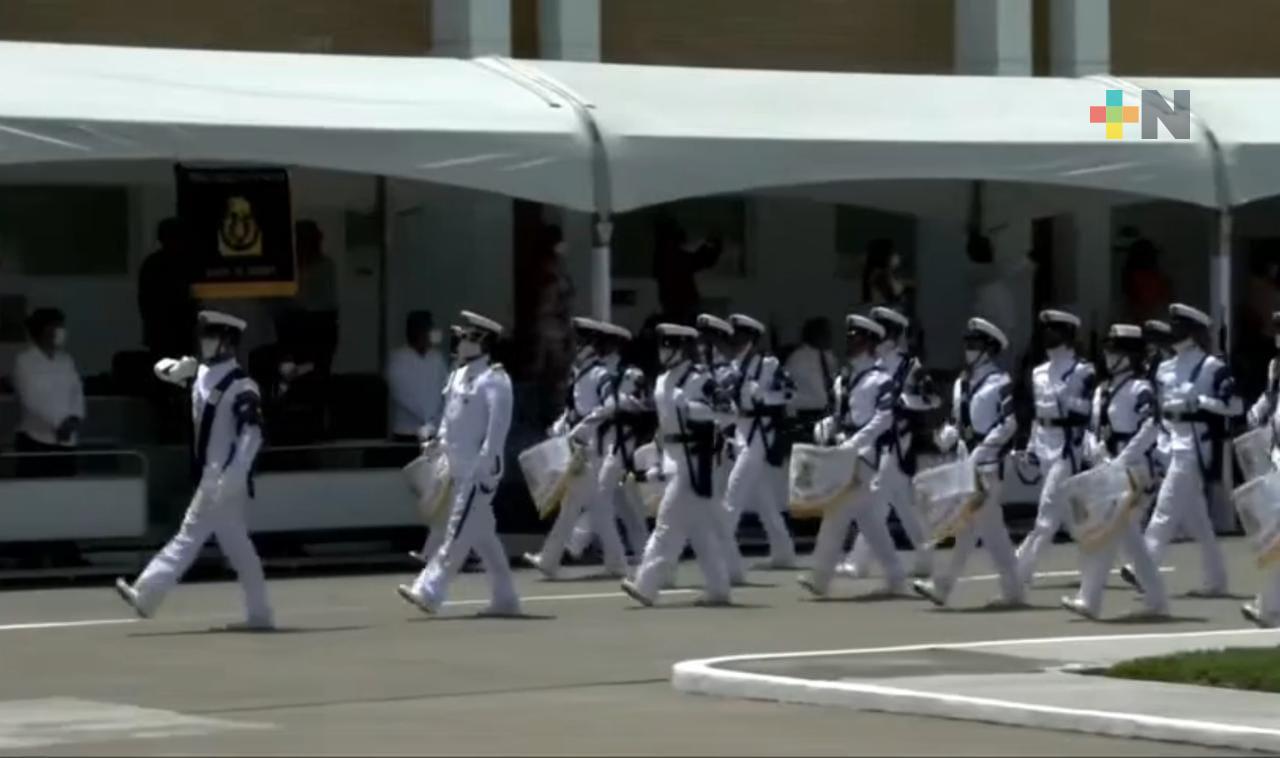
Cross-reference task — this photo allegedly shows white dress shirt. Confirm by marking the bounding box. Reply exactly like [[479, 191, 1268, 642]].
[[386, 345, 448, 438], [785, 344, 837, 413], [12, 345, 85, 447]]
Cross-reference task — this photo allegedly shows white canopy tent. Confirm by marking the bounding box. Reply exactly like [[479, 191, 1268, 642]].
[[0, 42, 595, 209]]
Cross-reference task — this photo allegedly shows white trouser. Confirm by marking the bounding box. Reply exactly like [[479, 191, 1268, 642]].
[[412, 474, 519, 611], [808, 474, 904, 594], [134, 483, 271, 623], [1015, 456, 1075, 584], [566, 452, 650, 558], [1144, 452, 1228, 594], [1076, 503, 1168, 616], [418, 497, 452, 559], [846, 456, 931, 574], [535, 456, 628, 575], [1257, 569, 1280, 623], [721, 436, 797, 574], [632, 464, 730, 601], [931, 476, 1023, 604]]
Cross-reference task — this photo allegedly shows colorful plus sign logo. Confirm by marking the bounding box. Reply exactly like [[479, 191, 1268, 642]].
[[1090, 89, 1140, 140]]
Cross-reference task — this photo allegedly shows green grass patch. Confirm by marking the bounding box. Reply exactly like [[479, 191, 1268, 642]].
[[1104, 647, 1280, 693]]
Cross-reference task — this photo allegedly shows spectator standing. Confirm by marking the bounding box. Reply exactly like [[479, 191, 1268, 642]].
[[1121, 238, 1172, 325], [784, 317, 837, 426], [386, 311, 448, 443], [137, 218, 196, 359], [12, 308, 84, 476], [862, 238, 910, 309], [653, 214, 722, 325], [293, 220, 339, 374]]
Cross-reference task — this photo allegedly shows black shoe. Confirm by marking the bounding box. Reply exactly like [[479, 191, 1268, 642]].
[[1119, 565, 1143, 592]]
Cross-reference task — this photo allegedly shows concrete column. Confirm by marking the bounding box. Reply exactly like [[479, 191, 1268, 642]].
[[540, 0, 606, 320], [954, 0, 1032, 76], [431, 0, 511, 57], [1050, 0, 1111, 343]]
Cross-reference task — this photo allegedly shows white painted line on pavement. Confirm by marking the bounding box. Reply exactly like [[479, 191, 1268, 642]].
[[0, 618, 137, 632], [673, 628, 1280, 753]]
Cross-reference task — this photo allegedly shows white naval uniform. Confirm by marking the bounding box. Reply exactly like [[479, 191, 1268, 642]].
[[720, 349, 797, 577], [132, 359, 272, 624], [630, 362, 732, 603], [1072, 372, 1169, 617], [1144, 345, 1238, 594], [806, 355, 904, 595], [410, 357, 519, 612], [1246, 358, 1280, 623], [416, 367, 459, 564], [927, 360, 1023, 605], [844, 348, 937, 577], [1016, 347, 1096, 584], [534, 358, 628, 577]]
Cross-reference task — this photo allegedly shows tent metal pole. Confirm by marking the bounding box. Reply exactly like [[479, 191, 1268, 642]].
[[591, 216, 613, 322]]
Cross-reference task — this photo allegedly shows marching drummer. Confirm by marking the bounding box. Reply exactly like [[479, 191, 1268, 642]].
[[838, 306, 939, 580], [1061, 323, 1169, 620], [913, 317, 1025, 608], [524, 317, 631, 580], [1015, 309, 1096, 586], [799, 314, 906, 598], [1121, 303, 1238, 598], [718, 313, 798, 576], [1242, 310, 1280, 627], [623, 323, 734, 607]]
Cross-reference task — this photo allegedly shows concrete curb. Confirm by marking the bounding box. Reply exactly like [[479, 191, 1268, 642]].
[[672, 651, 1280, 754]]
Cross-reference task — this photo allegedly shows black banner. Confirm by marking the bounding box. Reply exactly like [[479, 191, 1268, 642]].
[[176, 165, 296, 299]]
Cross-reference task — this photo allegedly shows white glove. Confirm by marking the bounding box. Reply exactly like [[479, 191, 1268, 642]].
[[417, 423, 438, 443], [936, 425, 958, 452], [154, 356, 198, 385]]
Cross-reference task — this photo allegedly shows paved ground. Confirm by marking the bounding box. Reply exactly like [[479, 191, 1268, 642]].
[[0, 539, 1266, 755]]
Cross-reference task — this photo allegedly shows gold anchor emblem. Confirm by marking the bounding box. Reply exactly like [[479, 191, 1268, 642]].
[[218, 196, 263, 258]]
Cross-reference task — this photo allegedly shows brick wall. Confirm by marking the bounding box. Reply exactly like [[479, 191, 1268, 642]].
[[602, 0, 954, 73], [0, 0, 432, 55]]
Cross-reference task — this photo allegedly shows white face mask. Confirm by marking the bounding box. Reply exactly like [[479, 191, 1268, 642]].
[[658, 346, 682, 368], [1274, 334, 1280, 351], [553, 241, 568, 257], [1173, 337, 1195, 353], [875, 339, 896, 358], [52, 328, 67, 349], [575, 344, 596, 364], [428, 328, 443, 347], [457, 339, 482, 360], [1104, 351, 1127, 374], [200, 337, 222, 361], [964, 349, 983, 368]]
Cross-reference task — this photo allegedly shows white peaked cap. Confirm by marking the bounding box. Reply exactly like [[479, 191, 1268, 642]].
[[728, 313, 766, 334], [696, 313, 733, 337], [870, 306, 909, 329], [460, 310, 504, 335], [1038, 309, 1081, 328], [967, 317, 1009, 350], [598, 322, 632, 340], [572, 316, 606, 333], [1143, 319, 1172, 335], [657, 323, 698, 340], [845, 314, 886, 339], [198, 310, 247, 332], [1169, 303, 1211, 327], [1108, 323, 1143, 340]]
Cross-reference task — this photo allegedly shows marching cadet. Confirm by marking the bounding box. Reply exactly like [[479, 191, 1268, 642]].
[[1121, 303, 1238, 598], [696, 314, 740, 503], [799, 314, 906, 598], [1061, 324, 1169, 620], [1015, 310, 1096, 585], [914, 318, 1025, 608], [524, 318, 630, 580], [115, 311, 273, 630], [1142, 319, 1176, 489], [397, 311, 521, 616], [719, 313, 798, 575], [838, 306, 939, 580], [622, 324, 733, 607], [1242, 311, 1280, 628]]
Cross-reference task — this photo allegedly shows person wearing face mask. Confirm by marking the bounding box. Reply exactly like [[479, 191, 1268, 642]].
[[799, 314, 905, 598], [715, 313, 798, 577], [397, 311, 520, 616], [116, 311, 272, 630], [524, 318, 632, 580], [12, 308, 85, 473], [386, 310, 449, 444], [838, 307, 940, 581], [696, 315, 741, 525], [1240, 311, 1280, 627], [1119, 303, 1239, 598], [914, 318, 1024, 608], [1014, 310, 1096, 586], [622, 324, 734, 607], [1061, 324, 1169, 620], [1142, 319, 1176, 488]]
